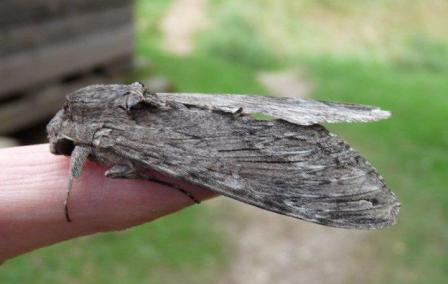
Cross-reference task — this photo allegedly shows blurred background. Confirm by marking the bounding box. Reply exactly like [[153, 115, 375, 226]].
[[1, 0, 447, 283]]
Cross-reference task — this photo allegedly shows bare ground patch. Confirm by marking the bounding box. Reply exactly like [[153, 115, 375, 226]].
[[257, 70, 313, 98], [160, 0, 209, 55], [210, 198, 375, 284]]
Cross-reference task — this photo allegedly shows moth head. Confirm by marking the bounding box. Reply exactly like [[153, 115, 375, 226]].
[[48, 84, 143, 155], [48, 83, 149, 155], [47, 108, 75, 156]]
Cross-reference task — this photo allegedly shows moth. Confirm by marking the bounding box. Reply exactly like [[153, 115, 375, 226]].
[[47, 82, 400, 229]]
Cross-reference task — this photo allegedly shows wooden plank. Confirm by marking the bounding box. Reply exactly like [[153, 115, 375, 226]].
[[0, 6, 132, 56], [0, 0, 129, 29], [0, 86, 67, 134], [0, 70, 127, 134], [0, 24, 133, 97]]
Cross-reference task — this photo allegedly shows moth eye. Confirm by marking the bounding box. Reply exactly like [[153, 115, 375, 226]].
[[63, 103, 74, 120], [55, 138, 75, 156]]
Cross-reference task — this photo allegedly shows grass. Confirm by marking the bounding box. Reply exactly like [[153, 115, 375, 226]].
[[136, 45, 266, 95], [203, 0, 448, 64]]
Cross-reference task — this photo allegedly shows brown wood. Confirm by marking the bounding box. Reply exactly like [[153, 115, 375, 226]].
[[0, 24, 133, 97], [0, 0, 129, 28], [0, 6, 132, 56], [0, 71, 126, 134]]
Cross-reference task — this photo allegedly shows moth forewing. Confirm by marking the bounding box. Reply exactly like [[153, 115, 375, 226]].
[[157, 93, 392, 125]]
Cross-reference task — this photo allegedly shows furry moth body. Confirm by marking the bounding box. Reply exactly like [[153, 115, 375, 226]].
[[47, 82, 400, 229]]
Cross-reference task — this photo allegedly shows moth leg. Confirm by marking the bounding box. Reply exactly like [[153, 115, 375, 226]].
[[105, 163, 140, 179], [65, 146, 91, 222], [170, 185, 201, 204], [105, 164, 200, 204], [233, 107, 244, 117], [151, 179, 200, 204], [139, 174, 200, 204]]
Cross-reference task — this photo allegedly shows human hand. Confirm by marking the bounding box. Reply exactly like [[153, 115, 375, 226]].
[[0, 144, 216, 263]]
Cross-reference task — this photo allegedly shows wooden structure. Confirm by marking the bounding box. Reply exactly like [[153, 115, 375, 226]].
[[0, 0, 133, 134]]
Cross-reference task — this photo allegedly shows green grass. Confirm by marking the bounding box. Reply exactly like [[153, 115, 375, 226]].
[[202, 0, 448, 64], [136, 45, 266, 95], [135, 0, 267, 95]]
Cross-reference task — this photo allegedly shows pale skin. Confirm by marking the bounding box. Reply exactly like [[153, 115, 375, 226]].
[[0, 144, 216, 264]]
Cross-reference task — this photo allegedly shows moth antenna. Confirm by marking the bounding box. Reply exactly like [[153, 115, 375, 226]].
[[65, 146, 91, 222]]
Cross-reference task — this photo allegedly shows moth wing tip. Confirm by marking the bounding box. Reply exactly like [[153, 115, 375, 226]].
[[372, 108, 392, 120], [360, 198, 401, 230]]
